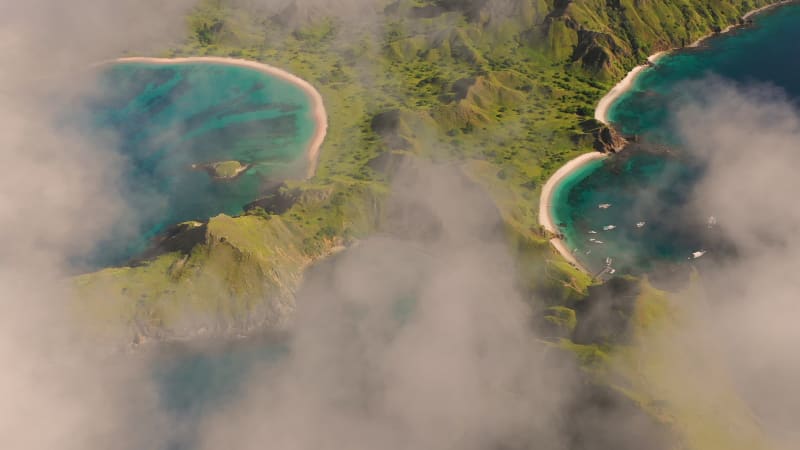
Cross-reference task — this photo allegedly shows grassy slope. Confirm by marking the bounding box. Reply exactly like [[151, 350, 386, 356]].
[[77, 0, 778, 342], [590, 279, 775, 450], [76, 1, 783, 445], [552, 277, 773, 450]]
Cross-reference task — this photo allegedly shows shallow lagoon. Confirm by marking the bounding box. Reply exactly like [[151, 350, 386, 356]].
[[83, 62, 316, 267]]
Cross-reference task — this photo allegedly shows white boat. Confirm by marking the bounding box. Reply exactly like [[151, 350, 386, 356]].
[[608, 268, 616, 275], [707, 216, 717, 228], [588, 230, 598, 234], [605, 257, 613, 266], [636, 221, 646, 228], [585, 250, 592, 255], [589, 238, 597, 243], [598, 203, 612, 209], [691, 250, 706, 259], [603, 225, 616, 231], [593, 240, 605, 244]]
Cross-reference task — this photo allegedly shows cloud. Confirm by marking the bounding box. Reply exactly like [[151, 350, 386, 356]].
[[653, 79, 800, 447], [0, 1, 194, 448], [196, 163, 580, 450], [11, 2, 800, 450]]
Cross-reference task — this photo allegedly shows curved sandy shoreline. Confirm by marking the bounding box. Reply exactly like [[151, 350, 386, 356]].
[[538, 152, 607, 234], [744, 0, 795, 19], [111, 56, 327, 180], [595, 1, 792, 125], [547, 1, 793, 272], [538, 152, 606, 272], [594, 52, 666, 125]]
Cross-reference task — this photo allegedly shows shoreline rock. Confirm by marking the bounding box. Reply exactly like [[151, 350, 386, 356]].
[[594, 124, 628, 153]]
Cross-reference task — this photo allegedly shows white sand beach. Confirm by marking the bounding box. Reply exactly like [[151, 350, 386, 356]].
[[594, 51, 668, 125], [744, 0, 794, 20], [564, 2, 790, 272], [538, 152, 607, 234], [594, 65, 647, 125], [113, 56, 327, 180], [595, 2, 789, 124], [538, 152, 607, 272]]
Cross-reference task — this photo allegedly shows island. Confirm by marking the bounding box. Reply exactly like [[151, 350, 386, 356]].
[[192, 160, 252, 180]]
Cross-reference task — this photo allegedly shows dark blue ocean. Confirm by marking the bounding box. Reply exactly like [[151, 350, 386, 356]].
[[551, 5, 800, 273], [80, 62, 315, 267]]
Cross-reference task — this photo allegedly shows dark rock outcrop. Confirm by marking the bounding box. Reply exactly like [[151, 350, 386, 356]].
[[370, 109, 413, 150], [572, 29, 621, 75], [131, 221, 208, 265], [245, 183, 298, 215], [594, 124, 628, 153]]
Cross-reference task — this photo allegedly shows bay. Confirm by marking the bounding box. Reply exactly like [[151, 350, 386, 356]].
[[80, 62, 315, 267], [552, 5, 800, 273]]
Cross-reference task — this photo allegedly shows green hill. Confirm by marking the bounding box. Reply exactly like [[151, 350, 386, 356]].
[[76, 2, 784, 446], [79, 0, 779, 341]]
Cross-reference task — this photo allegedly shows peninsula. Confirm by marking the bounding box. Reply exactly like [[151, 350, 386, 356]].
[[77, 0, 788, 343], [68, 2, 797, 449]]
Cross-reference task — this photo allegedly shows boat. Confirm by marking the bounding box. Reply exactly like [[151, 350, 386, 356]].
[[598, 203, 611, 209], [636, 221, 646, 228], [707, 216, 717, 228], [585, 250, 592, 255], [608, 268, 616, 275], [605, 257, 613, 266], [588, 230, 598, 234], [593, 240, 605, 244], [603, 225, 616, 231], [589, 238, 597, 243], [690, 250, 706, 259]]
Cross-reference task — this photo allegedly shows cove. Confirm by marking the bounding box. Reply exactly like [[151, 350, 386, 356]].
[[79, 61, 318, 268], [552, 4, 800, 273]]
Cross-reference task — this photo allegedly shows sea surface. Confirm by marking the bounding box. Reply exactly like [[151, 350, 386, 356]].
[[552, 5, 800, 273], [79, 62, 315, 267]]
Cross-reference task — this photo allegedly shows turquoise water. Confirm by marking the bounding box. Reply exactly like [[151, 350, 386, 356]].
[[75, 61, 316, 448], [81, 62, 316, 267], [552, 5, 800, 273], [85, 7, 800, 446]]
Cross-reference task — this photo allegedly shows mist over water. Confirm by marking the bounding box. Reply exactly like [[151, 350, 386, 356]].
[[84, 6, 800, 448], [554, 5, 800, 273], [6, 0, 800, 448], [78, 62, 315, 267]]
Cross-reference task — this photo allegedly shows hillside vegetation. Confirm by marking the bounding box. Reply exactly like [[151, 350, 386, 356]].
[[79, 0, 778, 340], [75, 1, 783, 446]]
